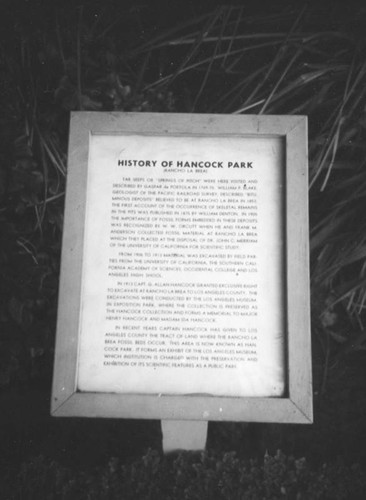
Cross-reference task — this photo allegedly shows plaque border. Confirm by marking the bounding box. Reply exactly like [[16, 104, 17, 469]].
[[51, 112, 312, 424]]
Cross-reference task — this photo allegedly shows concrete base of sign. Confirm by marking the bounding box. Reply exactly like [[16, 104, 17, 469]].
[[161, 420, 208, 453]]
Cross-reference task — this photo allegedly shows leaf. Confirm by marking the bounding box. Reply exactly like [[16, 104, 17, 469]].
[[332, 278, 366, 305], [8, 297, 25, 326], [320, 309, 338, 328], [310, 214, 349, 252], [327, 329, 347, 344], [8, 297, 33, 329]]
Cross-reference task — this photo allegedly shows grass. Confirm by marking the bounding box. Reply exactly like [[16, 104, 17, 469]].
[[7, 449, 366, 499]]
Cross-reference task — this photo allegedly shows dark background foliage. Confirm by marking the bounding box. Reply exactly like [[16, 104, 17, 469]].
[[1, 0, 366, 496]]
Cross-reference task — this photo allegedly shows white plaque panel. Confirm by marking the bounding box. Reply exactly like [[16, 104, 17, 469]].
[[77, 134, 285, 397]]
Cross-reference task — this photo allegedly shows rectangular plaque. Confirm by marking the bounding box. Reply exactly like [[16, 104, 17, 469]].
[[52, 112, 312, 423]]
